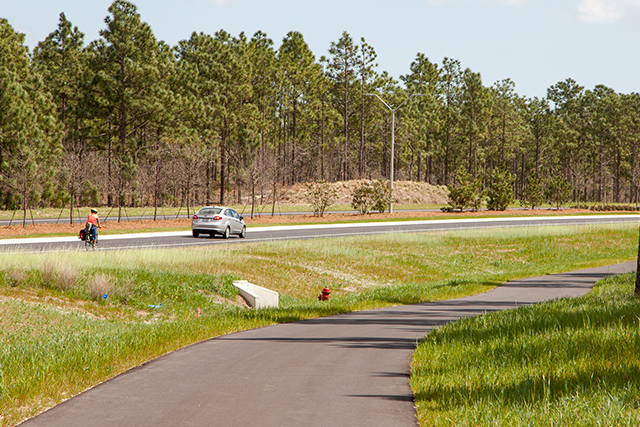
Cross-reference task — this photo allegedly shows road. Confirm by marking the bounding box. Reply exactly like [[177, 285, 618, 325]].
[[0, 209, 439, 226], [1, 214, 638, 253], [19, 261, 637, 427]]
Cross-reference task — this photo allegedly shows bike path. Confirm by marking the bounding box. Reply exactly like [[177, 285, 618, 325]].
[[20, 261, 636, 427]]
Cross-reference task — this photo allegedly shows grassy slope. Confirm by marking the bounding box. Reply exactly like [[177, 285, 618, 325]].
[[411, 273, 640, 426], [0, 223, 637, 426]]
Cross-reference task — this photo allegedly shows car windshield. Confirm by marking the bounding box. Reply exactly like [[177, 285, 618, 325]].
[[198, 208, 222, 216]]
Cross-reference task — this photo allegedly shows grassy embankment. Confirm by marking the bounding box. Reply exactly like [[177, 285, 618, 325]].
[[411, 272, 640, 426], [0, 223, 637, 425]]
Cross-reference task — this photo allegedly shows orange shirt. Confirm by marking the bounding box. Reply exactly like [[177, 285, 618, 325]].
[[87, 213, 99, 225]]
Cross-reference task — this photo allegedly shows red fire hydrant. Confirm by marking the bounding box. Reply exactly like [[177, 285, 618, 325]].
[[318, 287, 331, 301]]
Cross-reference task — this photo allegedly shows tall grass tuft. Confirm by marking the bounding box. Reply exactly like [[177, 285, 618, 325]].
[[6, 268, 27, 287], [55, 263, 80, 291], [87, 274, 112, 300], [38, 261, 79, 292]]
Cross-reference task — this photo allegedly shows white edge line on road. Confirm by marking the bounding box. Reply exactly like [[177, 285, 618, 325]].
[[0, 214, 638, 246]]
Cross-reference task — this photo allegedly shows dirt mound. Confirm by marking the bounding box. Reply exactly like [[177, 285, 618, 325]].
[[280, 180, 449, 205]]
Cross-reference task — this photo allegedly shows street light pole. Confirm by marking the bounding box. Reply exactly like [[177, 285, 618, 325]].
[[365, 93, 424, 214]]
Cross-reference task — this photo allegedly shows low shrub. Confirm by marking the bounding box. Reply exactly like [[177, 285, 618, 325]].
[[351, 184, 376, 214], [305, 180, 337, 217], [351, 180, 389, 214]]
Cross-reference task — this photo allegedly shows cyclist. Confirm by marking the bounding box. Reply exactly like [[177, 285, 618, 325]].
[[86, 208, 101, 243]]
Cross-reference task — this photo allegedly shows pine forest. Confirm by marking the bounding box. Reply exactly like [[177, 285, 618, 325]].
[[1, 0, 639, 222]]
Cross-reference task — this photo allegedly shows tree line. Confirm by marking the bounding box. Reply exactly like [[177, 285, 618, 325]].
[[1, 0, 639, 224]]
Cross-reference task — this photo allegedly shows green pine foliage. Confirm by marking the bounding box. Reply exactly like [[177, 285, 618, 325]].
[[486, 166, 515, 211], [520, 172, 545, 209], [0, 18, 62, 223], [0, 2, 639, 212], [446, 168, 484, 211], [545, 174, 573, 209]]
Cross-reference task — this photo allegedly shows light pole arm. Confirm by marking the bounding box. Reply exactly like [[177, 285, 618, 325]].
[[365, 93, 424, 214], [365, 93, 392, 111]]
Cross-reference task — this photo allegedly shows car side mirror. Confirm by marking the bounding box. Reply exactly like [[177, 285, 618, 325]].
[[239, 216, 244, 221]]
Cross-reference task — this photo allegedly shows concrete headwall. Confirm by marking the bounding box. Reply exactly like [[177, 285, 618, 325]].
[[232, 280, 279, 309]]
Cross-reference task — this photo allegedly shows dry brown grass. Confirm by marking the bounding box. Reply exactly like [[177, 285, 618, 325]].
[[56, 263, 80, 291], [40, 261, 58, 288], [7, 268, 28, 286], [38, 261, 80, 292], [87, 274, 112, 300]]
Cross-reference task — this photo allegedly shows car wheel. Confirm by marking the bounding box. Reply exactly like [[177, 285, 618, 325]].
[[209, 232, 216, 238], [223, 226, 230, 239], [239, 226, 246, 238], [192, 230, 200, 238]]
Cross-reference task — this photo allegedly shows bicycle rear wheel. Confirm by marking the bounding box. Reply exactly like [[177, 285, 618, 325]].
[[85, 238, 95, 251]]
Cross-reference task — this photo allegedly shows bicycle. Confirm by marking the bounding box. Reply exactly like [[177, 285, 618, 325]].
[[79, 227, 98, 250]]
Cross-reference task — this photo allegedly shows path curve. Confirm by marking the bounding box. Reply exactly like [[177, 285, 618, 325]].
[[20, 261, 636, 427]]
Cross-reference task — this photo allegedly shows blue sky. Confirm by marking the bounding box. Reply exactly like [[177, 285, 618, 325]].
[[2, 0, 639, 98]]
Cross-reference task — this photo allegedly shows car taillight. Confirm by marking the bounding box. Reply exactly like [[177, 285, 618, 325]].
[[213, 215, 223, 220], [192, 215, 198, 220]]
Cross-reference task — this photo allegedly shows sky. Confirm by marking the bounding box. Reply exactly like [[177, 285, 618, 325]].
[[1, 0, 639, 99]]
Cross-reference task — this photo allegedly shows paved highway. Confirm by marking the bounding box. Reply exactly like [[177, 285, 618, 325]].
[[0, 208, 439, 226], [1, 214, 638, 253]]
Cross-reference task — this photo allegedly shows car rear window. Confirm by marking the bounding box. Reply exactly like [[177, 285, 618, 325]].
[[199, 208, 222, 216]]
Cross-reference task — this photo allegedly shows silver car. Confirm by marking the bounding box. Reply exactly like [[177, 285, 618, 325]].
[[191, 206, 246, 239]]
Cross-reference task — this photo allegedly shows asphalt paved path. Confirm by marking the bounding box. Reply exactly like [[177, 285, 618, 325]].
[[19, 261, 636, 427], [2, 214, 639, 253]]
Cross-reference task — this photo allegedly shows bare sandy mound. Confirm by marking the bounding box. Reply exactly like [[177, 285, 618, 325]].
[[280, 180, 450, 205]]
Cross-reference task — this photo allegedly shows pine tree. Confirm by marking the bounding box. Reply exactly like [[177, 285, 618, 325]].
[[33, 12, 87, 223], [211, 30, 255, 205], [520, 171, 544, 209], [0, 18, 62, 222], [86, 0, 174, 220], [439, 58, 464, 184], [278, 31, 321, 184], [486, 166, 515, 211], [175, 31, 224, 205], [545, 174, 572, 210], [401, 54, 441, 183], [356, 37, 377, 178], [328, 32, 358, 181]]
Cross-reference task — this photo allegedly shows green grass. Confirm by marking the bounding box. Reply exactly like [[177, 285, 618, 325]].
[[411, 272, 640, 426], [0, 223, 637, 426]]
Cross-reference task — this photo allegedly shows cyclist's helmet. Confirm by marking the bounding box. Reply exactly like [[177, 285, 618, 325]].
[[91, 209, 98, 214]]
